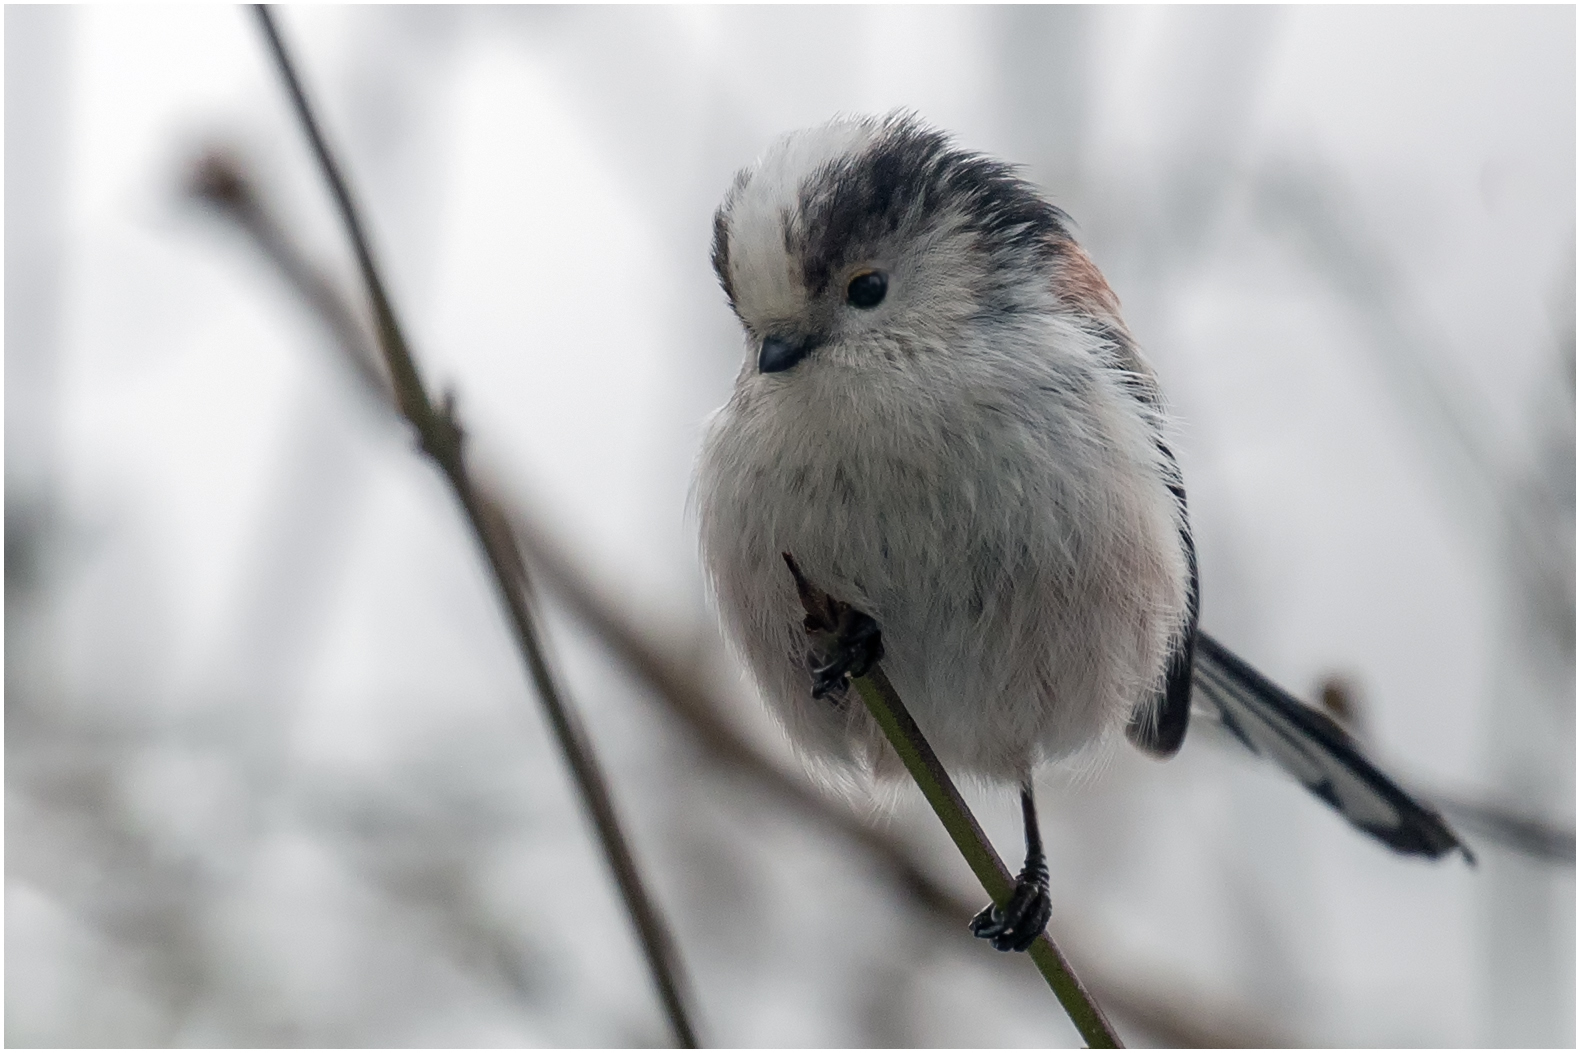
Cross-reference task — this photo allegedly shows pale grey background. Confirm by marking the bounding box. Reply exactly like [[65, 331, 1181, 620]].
[[7, 5, 1573, 1047]]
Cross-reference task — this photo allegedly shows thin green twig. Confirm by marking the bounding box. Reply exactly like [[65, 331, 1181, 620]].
[[853, 670, 1121, 1047], [249, 7, 700, 1046], [785, 554, 1123, 1048]]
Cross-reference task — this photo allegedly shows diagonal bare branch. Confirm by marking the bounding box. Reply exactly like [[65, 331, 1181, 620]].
[[247, 8, 701, 1046]]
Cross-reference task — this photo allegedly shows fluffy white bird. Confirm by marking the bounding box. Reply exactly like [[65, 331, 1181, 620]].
[[694, 113, 1467, 953]]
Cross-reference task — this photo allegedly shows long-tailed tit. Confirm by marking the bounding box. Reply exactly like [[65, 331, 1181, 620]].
[[695, 114, 1468, 954]]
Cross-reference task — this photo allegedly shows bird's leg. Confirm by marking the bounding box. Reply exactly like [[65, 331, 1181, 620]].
[[783, 553, 883, 699], [970, 780, 1053, 952]]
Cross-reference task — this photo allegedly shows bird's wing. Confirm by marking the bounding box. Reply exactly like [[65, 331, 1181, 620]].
[[1126, 439, 1196, 757], [1192, 630, 1471, 861]]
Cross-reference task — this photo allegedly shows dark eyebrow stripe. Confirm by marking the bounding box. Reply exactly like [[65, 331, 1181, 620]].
[[791, 114, 1071, 296]]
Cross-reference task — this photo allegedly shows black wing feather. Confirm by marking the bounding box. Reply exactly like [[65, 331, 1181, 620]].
[[1127, 440, 1197, 756]]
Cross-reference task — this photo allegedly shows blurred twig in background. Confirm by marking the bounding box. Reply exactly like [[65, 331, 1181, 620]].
[[1429, 792, 1574, 865], [248, 7, 700, 1046]]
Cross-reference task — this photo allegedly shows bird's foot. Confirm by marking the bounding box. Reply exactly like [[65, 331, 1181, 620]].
[[782, 553, 884, 699], [969, 866, 1052, 953], [806, 605, 882, 699]]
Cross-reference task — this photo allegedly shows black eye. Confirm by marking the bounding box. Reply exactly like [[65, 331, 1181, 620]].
[[846, 270, 888, 309]]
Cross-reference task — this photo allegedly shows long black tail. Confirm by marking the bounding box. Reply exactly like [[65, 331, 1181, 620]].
[[1192, 631, 1472, 861]]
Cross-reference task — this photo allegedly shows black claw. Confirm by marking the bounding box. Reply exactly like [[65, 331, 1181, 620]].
[[971, 784, 1052, 953], [969, 902, 1003, 938], [807, 607, 883, 698], [969, 870, 1051, 953], [783, 553, 884, 700]]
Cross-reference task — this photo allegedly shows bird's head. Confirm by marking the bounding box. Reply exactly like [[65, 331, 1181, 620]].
[[711, 113, 1073, 378]]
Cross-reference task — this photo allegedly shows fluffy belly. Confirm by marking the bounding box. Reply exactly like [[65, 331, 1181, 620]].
[[698, 390, 1184, 782]]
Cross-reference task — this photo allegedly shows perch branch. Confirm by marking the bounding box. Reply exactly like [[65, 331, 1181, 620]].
[[783, 554, 1123, 1048], [249, 7, 700, 1047]]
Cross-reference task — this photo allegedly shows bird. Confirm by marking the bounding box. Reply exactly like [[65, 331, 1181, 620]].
[[693, 112, 1469, 954]]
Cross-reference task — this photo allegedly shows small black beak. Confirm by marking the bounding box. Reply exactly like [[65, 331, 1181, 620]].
[[758, 333, 818, 374]]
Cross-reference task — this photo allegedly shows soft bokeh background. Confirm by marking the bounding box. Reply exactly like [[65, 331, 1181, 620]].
[[7, 5, 1574, 1047]]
